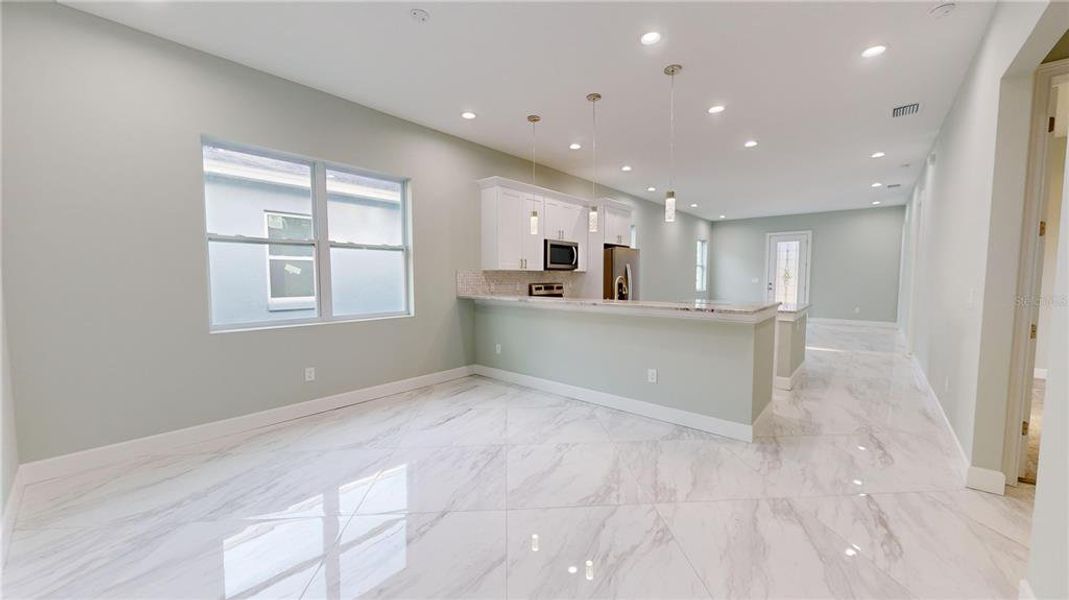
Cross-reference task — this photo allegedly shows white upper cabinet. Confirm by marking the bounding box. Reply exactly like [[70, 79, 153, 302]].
[[604, 205, 631, 247], [478, 177, 593, 272], [481, 184, 545, 270]]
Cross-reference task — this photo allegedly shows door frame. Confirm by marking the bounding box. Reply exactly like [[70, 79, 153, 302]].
[[1002, 58, 1069, 485], [764, 230, 812, 305]]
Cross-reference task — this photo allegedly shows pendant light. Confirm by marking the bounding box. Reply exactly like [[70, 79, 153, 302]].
[[664, 64, 682, 223], [528, 114, 541, 235], [587, 93, 601, 233]]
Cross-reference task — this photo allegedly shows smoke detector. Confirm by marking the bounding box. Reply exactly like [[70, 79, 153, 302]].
[[410, 8, 430, 23], [929, 3, 956, 18]]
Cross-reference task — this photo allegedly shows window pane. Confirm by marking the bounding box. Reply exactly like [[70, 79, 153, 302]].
[[326, 168, 403, 245], [209, 240, 317, 327], [203, 144, 313, 238], [774, 240, 800, 304], [331, 247, 406, 317], [266, 212, 314, 257]]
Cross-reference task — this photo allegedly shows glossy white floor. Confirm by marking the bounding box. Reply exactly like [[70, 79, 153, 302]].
[[3, 323, 1035, 599]]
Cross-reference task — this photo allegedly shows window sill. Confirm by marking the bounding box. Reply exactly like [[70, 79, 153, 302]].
[[210, 311, 414, 334]]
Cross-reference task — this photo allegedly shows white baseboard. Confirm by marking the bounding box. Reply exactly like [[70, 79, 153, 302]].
[[774, 364, 803, 391], [808, 317, 898, 329], [909, 355, 969, 481], [2, 467, 25, 563], [1034, 368, 1047, 380], [473, 365, 753, 442], [16, 365, 474, 487], [1019, 578, 1035, 600], [966, 466, 1007, 495]]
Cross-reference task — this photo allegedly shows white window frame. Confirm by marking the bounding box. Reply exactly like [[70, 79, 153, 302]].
[[696, 239, 708, 293], [203, 138, 413, 332]]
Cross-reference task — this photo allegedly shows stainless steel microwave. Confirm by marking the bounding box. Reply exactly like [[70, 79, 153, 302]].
[[544, 239, 579, 270]]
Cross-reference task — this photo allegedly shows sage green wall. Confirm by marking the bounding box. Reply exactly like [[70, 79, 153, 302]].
[[709, 207, 905, 322], [775, 316, 807, 379], [474, 303, 772, 426], [0, 3, 711, 462]]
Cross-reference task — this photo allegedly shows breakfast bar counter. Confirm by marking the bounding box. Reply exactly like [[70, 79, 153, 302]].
[[461, 294, 779, 442]]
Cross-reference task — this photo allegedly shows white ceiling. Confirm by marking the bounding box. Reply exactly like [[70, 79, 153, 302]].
[[65, 1, 995, 221]]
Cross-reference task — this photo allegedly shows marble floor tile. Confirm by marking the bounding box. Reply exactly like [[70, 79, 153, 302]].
[[5, 323, 1035, 599], [791, 492, 1029, 599], [301, 511, 507, 600], [507, 443, 649, 509], [17, 446, 393, 529], [398, 405, 508, 447], [658, 500, 913, 599], [356, 445, 507, 514], [929, 484, 1035, 546], [506, 504, 709, 599], [507, 405, 612, 445], [4, 517, 338, 599], [591, 406, 721, 442]]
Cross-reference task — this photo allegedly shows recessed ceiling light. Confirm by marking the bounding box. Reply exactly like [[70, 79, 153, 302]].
[[707, 105, 726, 114], [569, 143, 582, 150], [621, 165, 632, 172], [461, 111, 477, 120], [689, 203, 699, 208], [647, 186, 656, 192], [871, 182, 882, 188], [640, 31, 662, 46], [862, 45, 887, 58], [744, 140, 758, 148], [719, 214, 726, 219], [870, 151, 886, 158], [929, 2, 956, 18], [872, 201, 882, 205]]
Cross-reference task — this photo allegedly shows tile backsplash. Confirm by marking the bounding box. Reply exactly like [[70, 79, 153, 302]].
[[457, 270, 582, 297]]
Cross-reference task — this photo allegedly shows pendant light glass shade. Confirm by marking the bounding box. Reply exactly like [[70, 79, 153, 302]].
[[665, 190, 676, 223], [530, 210, 539, 235], [588, 208, 599, 233]]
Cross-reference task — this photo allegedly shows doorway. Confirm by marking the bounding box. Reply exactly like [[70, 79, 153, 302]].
[[765, 231, 811, 306], [1007, 58, 1069, 486]]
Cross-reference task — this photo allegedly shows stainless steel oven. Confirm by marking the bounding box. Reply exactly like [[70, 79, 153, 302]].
[[543, 239, 579, 270]]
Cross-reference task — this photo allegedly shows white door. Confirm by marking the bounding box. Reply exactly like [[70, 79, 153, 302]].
[[765, 231, 811, 305]]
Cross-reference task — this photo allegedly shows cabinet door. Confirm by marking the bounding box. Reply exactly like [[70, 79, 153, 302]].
[[496, 188, 524, 270], [563, 204, 588, 272], [543, 199, 567, 241], [522, 195, 544, 270]]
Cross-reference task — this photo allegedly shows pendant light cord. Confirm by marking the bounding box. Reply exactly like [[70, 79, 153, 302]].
[[531, 120, 537, 185], [591, 99, 597, 200], [669, 71, 675, 191]]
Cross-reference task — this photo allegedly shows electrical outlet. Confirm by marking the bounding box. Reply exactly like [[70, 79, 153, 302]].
[[304, 367, 316, 382], [647, 368, 658, 383], [853, 306, 861, 314], [751, 277, 760, 284], [495, 343, 502, 355]]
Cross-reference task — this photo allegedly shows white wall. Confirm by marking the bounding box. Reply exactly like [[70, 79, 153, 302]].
[[900, 1, 1066, 476], [709, 206, 905, 322], [0, 3, 712, 462]]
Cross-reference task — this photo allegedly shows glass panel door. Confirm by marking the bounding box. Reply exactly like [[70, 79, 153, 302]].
[[766, 232, 811, 305]]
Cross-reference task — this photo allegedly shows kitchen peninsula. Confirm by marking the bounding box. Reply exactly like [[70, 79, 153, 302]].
[[460, 293, 780, 442]]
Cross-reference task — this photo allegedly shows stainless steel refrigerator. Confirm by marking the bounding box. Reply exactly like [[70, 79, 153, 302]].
[[603, 245, 640, 300]]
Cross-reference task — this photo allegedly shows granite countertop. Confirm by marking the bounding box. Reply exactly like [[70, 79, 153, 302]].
[[458, 294, 780, 324]]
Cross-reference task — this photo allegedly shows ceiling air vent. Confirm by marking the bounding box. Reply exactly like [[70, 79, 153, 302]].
[[887, 183, 902, 189], [892, 103, 920, 118]]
